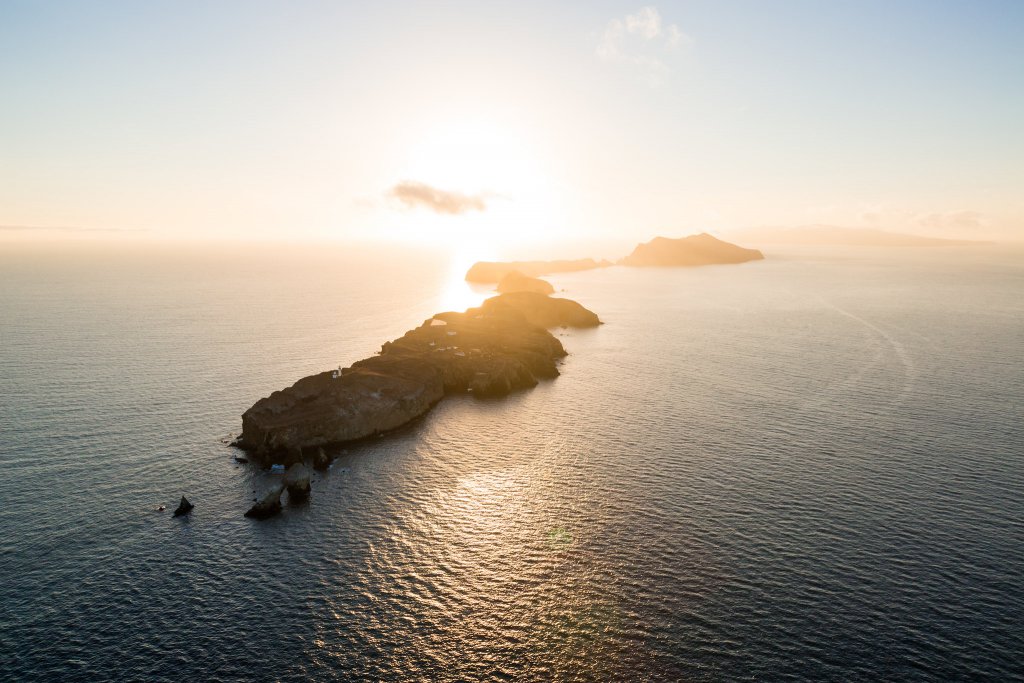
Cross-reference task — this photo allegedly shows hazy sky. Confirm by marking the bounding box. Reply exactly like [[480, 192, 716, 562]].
[[2, 1, 1022, 251]]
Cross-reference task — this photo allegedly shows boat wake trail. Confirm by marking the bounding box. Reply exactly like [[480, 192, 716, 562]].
[[818, 297, 917, 407]]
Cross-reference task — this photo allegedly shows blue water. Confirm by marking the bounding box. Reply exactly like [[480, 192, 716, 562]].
[[1, 242, 1022, 681]]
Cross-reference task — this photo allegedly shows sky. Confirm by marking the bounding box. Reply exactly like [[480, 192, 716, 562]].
[[1, 0, 1022, 253]]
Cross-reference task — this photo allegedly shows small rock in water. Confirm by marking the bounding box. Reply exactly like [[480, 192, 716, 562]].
[[172, 496, 194, 517], [312, 447, 330, 471], [244, 487, 283, 520], [284, 463, 312, 503]]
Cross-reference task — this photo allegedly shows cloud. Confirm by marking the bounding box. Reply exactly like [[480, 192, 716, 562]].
[[387, 181, 487, 215], [915, 210, 986, 232], [857, 206, 990, 235], [626, 6, 662, 39], [666, 24, 686, 48], [861, 211, 883, 224], [596, 6, 690, 85]]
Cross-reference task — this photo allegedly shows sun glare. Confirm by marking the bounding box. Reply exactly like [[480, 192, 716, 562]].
[[431, 243, 497, 313], [388, 118, 564, 256], [404, 119, 535, 192]]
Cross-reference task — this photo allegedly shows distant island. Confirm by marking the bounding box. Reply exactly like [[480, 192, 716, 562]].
[[619, 233, 764, 267], [235, 292, 600, 487], [729, 225, 989, 247], [465, 232, 763, 281]]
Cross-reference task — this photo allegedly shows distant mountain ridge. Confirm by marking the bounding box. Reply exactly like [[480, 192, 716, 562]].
[[730, 225, 988, 247], [465, 233, 763, 282]]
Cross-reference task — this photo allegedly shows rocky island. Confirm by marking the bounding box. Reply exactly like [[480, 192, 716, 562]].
[[619, 233, 764, 267], [235, 292, 600, 470]]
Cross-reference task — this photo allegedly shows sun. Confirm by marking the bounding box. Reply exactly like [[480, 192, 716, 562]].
[[403, 118, 542, 194], [385, 117, 565, 257]]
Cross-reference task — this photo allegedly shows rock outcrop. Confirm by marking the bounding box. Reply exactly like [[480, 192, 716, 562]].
[[466, 258, 604, 283], [236, 293, 600, 463], [496, 271, 555, 295], [245, 487, 283, 519], [313, 447, 330, 472], [172, 496, 193, 517], [284, 463, 312, 502], [619, 233, 764, 267]]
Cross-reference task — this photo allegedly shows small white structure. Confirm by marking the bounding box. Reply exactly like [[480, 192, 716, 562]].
[[430, 318, 448, 327]]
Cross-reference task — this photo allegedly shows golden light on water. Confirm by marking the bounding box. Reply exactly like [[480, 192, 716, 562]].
[[431, 245, 497, 314]]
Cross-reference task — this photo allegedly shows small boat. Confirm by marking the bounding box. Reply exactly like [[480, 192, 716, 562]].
[[269, 464, 286, 474]]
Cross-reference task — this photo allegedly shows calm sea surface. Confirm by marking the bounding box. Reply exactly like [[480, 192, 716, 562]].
[[1, 242, 1022, 681]]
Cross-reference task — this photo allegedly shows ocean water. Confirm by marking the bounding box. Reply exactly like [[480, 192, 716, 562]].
[[1, 242, 1022, 681]]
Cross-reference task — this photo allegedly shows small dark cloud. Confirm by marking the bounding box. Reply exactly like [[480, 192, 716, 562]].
[[387, 181, 487, 215]]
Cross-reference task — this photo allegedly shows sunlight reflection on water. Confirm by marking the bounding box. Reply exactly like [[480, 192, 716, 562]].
[[441, 249, 495, 308]]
